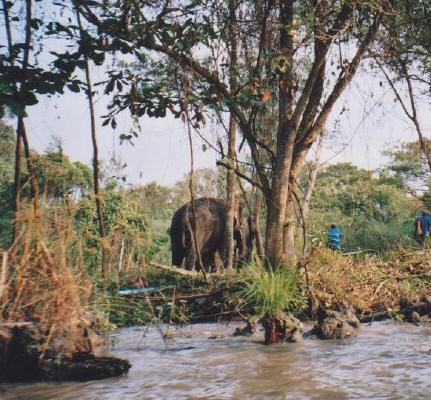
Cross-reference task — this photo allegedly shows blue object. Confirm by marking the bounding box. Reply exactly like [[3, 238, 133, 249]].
[[415, 213, 431, 242], [421, 212, 430, 236], [118, 286, 173, 296], [328, 226, 344, 250]]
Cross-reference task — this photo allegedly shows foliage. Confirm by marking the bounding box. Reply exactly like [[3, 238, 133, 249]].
[[304, 162, 419, 253], [238, 262, 305, 319], [74, 185, 149, 276], [33, 146, 93, 200], [383, 139, 431, 193], [0, 122, 15, 247]]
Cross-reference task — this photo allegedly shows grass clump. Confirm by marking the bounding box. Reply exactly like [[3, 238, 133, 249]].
[[238, 263, 305, 319]]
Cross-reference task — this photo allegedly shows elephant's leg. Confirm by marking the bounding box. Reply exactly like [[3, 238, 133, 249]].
[[184, 246, 196, 271], [213, 251, 224, 273], [171, 244, 185, 267]]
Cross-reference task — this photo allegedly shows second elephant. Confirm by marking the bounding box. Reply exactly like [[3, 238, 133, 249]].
[[170, 197, 245, 271]]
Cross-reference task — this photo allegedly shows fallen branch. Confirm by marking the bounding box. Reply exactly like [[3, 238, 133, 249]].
[[149, 261, 230, 280], [149, 262, 204, 278]]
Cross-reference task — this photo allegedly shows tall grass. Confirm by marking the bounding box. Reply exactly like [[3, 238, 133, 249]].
[[0, 206, 106, 358], [238, 262, 305, 319]]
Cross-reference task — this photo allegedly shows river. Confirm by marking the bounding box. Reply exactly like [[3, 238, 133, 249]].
[[1, 321, 431, 399]]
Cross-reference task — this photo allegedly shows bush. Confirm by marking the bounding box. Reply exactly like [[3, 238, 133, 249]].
[[238, 263, 305, 319]]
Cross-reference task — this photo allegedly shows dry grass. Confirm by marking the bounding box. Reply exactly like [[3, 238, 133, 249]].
[[0, 207, 105, 359], [306, 248, 431, 317]]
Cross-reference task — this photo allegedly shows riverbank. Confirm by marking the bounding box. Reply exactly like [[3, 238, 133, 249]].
[[109, 248, 431, 328]]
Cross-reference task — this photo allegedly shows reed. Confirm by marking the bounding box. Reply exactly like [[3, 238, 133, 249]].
[[0, 206, 105, 358]]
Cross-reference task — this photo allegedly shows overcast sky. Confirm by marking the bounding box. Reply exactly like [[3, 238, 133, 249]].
[[23, 64, 430, 187]]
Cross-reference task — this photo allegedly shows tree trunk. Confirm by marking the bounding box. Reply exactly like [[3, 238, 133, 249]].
[[224, 0, 238, 271], [20, 120, 40, 211], [2, 0, 21, 241], [265, 144, 295, 269], [4, 0, 39, 236], [76, 7, 107, 280], [262, 317, 287, 345], [264, 0, 296, 270], [225, 114, 236, 270], [12, 124, 22, 241], [283, 195, 297, 267], [254, 192, 265, 259], [302, 132, 324, 222]]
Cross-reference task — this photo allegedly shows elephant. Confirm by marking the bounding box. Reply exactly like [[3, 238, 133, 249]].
[[169, 197, 243, 271], [234, 215, 257, 264]]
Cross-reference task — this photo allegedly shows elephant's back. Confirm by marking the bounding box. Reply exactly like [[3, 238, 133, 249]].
[[171, 198, 226, 241], [173, 198, 226, 222]]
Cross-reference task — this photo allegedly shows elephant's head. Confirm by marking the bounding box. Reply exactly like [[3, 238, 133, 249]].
[[234, 214, 257, 263]]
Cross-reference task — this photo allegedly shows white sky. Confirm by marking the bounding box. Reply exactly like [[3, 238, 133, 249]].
[[24, 67, 430, 187]]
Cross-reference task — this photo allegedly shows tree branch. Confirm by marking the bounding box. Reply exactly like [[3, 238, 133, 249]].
[[216, 159, 263, 191]]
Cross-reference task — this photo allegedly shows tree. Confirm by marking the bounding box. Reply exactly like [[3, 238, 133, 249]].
[[225, 0, 239, 270], [374, 1, 431, 175], [75, 3, 108, 280], [78, 0, 390, 268], [383, 139, 431, 194], [1, 0, 82, 237]]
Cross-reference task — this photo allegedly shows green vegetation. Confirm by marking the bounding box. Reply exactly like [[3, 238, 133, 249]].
[[303, 162, 420, 253], [238, 263, 305, 319]]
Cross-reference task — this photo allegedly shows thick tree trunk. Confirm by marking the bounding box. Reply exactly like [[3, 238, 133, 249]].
[[265, 141, 295, 269], [265, 0, 296, 270]]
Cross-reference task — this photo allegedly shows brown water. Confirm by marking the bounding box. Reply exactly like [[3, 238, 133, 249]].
[[1, 321, 431, 399]]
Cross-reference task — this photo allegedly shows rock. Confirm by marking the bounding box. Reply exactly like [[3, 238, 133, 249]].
[[233, 321, 256, 337], [339, 302, 360, 328], [411, 311, 422, 324], [0, 323, 131, 383], [284, 314, 304, 343], [314, 316, 356, 340], [208, 334, 226, 340], [261, 314, 304, 344], [409, 311, 431, 324], [41, 353, 131, 381], [310, 305, 359, 340]]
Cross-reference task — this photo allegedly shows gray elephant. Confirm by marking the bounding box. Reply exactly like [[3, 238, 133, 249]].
[[234, 215, 257, 264], [170, 197, 244, 271]]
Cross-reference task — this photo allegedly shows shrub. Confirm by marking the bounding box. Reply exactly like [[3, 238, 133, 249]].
[[238, 263, 305, 319]]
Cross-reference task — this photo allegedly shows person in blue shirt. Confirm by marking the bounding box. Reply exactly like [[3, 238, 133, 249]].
[[415, 211, 431, 246], [328, 224, 344, 251]]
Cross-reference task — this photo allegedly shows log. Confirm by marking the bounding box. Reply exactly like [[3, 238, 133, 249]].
[[149, 262, 230, 279], [149, 262, 204, 278]]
